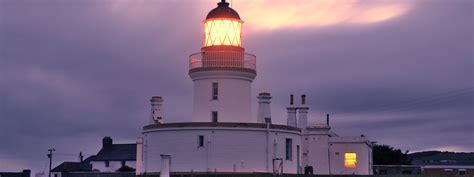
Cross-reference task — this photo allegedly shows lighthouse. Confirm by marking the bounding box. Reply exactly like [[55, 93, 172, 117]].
[[138, 1, 373, 175], [189, 0, 256, 123]]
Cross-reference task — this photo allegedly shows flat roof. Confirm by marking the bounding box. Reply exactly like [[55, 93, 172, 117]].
[[143, 122, 301, 132]]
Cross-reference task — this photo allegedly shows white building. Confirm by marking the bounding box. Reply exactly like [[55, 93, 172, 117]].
[[136, 0, 373, 175], [91, 137, 136, 172]]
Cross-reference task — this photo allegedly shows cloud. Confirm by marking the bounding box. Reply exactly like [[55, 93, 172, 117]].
[[234, 0, 412, 30]]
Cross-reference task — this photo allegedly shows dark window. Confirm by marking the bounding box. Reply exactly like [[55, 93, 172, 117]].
[[297, 145, 300, 168], [212, 111, 218, 123], [105, 161, 110, 167], [212, 83, 218, 100], [198, 135, 204, 147], [54, 174, 58, 177], [265, 117, 272, 124], [459, 170, 466, 175], [121, 161, 126, 167], [286, 138, 292, 160], [402, 170, 412, 174]]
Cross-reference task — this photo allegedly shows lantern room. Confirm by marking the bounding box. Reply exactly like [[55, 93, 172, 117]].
[[203, 0, 242, 48]]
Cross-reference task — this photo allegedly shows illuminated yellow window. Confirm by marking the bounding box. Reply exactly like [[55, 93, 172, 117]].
[[344, 152, 357, 168], [204, 19, 242, 47]]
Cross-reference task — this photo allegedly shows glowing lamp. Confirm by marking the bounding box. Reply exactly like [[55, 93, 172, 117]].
[[203, 0, 242, 47]]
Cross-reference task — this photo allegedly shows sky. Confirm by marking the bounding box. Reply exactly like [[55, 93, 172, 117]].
[[0, 0, 473, 173]]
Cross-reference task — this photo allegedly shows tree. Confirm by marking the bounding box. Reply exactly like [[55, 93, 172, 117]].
[[373, 144, 411, 165]]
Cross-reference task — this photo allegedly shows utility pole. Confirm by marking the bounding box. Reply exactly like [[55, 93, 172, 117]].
[[47, 148, 55, 177]]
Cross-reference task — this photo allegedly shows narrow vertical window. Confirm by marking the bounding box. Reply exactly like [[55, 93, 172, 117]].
[[105, 161, 110, 167], [212, 111, 218, 123], [212, 83, 218, 100], [344, 152, 357, 168], [264, 117, 272, 124], [285, 138, 292, 160], [198, 135, 204, 147]]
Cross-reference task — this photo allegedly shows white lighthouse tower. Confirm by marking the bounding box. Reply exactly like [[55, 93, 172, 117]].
[[189, 0, 256, 123]]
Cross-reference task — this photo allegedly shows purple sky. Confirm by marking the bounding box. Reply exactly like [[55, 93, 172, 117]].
[[0, 0, 473, 173]]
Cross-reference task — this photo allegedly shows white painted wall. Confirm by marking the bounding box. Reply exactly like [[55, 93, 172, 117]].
[[51, 172, 61, 177], [301, 126, 373, 175], [302, 126, 331, 174], [328, 137, 373, 175], [190, 70, 256, 123], [91, 160, 136, 172], [142, 127, 301, 174]]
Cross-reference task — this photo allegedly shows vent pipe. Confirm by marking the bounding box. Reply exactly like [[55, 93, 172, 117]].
[[79, 152, 83, 162], [326, 114, 330, 126]]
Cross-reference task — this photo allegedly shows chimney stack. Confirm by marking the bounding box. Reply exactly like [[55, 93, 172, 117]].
[[257, 92, 272, 124], [150, 96, 164, 124], [136, 138, 144, 176], [287, 94, 297, 127], [297, 94, 309, 129], [102, 137, 113, 149]]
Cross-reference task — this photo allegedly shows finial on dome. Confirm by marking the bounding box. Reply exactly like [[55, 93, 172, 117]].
[[206, 0, 240, 19], [217, 0, 229, 7]]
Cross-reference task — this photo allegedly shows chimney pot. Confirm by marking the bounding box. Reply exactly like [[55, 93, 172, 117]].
[[150, 96, 164, 124], [326, 114, 330, 125]]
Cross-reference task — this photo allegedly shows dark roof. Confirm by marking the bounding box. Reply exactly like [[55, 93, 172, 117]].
[[94, 144, 136, 161], [0, 170, 30, 177], [206, 0, 240, 20], [51, 157, 93, 172], [409, 151, 474, 165]]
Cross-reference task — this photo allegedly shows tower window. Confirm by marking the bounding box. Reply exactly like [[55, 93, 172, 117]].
[[212, 83, 218, 100], [285, 138, 292, 160], [344, 152, 357, 168], [198, 135, 204, 147], [212, 111, 218, 123]]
